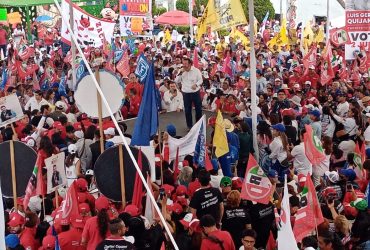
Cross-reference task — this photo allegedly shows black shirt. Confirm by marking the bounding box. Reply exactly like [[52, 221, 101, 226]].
[[189, 186, 223, 222], [222, 205, 251, 248], [96, 239, 136, 250]]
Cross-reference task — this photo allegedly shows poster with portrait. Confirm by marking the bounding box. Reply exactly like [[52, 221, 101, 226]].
[[345, 1, 370, 59], [46, 152, 66, 194], [0, 94, 24, 127]]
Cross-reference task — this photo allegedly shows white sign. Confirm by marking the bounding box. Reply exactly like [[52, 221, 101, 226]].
[[0, 94, 24, 128], [167, 115, 206, 160], [61, 0, 116, 48], [45, 152, 67, 194]]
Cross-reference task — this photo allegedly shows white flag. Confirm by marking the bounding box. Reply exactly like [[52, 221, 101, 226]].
[[167, 115, 206, 160], [277, 175, 299, 250], [0, 184, 6, 249], [144, 175, 158, 225]]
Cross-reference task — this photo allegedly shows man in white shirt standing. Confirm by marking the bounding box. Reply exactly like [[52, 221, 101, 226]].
[[336, 93, 349, 117], [24, 90, 49, 112], [291, 130, 312, 175], [175, 57, 203, 129], [162, 81, 184, 112]]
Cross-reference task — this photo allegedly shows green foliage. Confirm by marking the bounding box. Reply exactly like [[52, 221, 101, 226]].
[[241, 0, 275, 23], [176, 0, 189, 12], [153, 6, 167, 16], [176, 26, 190, 34], [80, 5, 103, 18]]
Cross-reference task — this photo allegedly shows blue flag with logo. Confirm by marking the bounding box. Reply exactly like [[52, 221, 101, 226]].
[[0, 68, 8, 91], [58, 73, 67, 97], [131, 63, 159, 146], [135, 54, 149, 83], [76, 60, 87, 83], [193, 123, 207, 168]]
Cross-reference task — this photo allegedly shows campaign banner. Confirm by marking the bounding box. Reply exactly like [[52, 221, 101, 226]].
[[330, 27, 350, 47], [45, 152, 66, 194], [0, 94, 24, 128], [61, 0, 116, 48], [119, 0, 153, 36], [167, 115, 206, 160], [345, 5, 370, 60]]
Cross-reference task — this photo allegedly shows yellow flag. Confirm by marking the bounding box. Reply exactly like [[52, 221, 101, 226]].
[[230, 29, 250, 49], [303, 21, 314, 52], [164, 29, 171, 45], [267, 17, 289, 51], [313, 25, 325, 43], [197, 0, 247, 41], [213, 111, 229, 158]]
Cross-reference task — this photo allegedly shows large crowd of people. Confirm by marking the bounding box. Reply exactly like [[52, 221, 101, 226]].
[[0, 13, 370, 250]]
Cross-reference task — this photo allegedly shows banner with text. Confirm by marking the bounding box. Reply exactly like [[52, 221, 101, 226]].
[[119, 0, 153, 36], [345, 6, 370, 60]]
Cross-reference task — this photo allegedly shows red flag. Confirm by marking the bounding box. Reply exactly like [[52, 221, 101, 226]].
[[210, 63, 218, 77], [205, 148, 213, 171], [163, 143, 170, 164], [116, 51, 130, 77], [338, 56, 348, 81], [303, 124, 326, 165], [61, 181, 80, 220], [19, 47, 35, 61], [241, 154, 273, 204], [293, 174, 324, 242], [303, 45, 316, 75], [132, 148, 143, 210], [193, 48, 200, 69], [320, 41, 335, 85], [266, 231, 277, 250], [222, 53, 232, 77], [173, 147, 180, 181]]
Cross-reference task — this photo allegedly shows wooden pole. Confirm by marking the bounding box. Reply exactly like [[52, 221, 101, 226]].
[[10, 140, 17, 211], [69, 0, 77, 90], [95, 70, 104, 153], [118, 144, 126, 206], [157, 129, 163, 185]]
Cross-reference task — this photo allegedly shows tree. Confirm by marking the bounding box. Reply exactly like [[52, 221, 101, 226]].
[[241, 0, 275, 23], [153, 7, 168, 16], [176, 0, 189, 12]]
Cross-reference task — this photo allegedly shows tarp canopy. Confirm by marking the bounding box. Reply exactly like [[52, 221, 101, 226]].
[[155, 10, 198, 26], [0, 0, 87, 7]]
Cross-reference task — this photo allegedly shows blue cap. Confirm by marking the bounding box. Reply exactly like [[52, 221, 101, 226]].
[[366, 148, 370, 158], [256, 69, 262, 75], [268, 169, 278, 178], [309, 109, 321, 118], [5, 234, 20, 248], [339, 169, 357, 181], [51, 82, 59, 88], [271, 123, 286, 132], [166, 124, 176, 137]]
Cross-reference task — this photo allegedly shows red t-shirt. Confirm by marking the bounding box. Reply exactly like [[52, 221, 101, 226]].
[[59, 228, 85, 250], [20, 227, 39, 250], [82, 216, 104, 249], [125, 82, 143, 98], [0, 29, 7, 45], [200, 230, 235, 250], [300, 73, 320, 89], [129, 95, 141, 116]]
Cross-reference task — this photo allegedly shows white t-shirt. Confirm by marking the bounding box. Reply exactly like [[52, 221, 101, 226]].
[[336, 101, 349, 117], [269, 136, 287, 163], [291, 142, 312, 175]]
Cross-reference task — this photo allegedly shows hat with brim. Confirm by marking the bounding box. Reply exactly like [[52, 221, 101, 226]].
[[223, 119, 235, 132], [350, 198, 368, 211], [361, 96, 370, 103], [289, 96, 301, 107]]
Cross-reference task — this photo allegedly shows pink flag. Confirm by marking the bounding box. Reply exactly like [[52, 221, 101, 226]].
[[222, 53, 233, 77], [320, 41, 335, 85], [193, 48, 200, 69], [241, 154, 273, 204], [61, 181, 80, 220], [303, 125, 326, 165], [116, 50, 130, 77], [293, 174, 324, 242], [303, 45, 316, 75]]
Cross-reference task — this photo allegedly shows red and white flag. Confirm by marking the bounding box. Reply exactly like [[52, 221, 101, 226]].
[[320, 41, 335, 85], [61, 181, 79, 220], [241, 154, 273, 204], [302, 45, 316, 75], [303, 125, 326, 165], [132, 148, 144, 210], [116, 50, 130, 77], [293, 174, 324, 242]]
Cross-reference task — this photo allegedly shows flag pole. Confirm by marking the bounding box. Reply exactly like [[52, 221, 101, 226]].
[[326, 0, 330, 41], [69, 0, 77, 90], [10, 140, 17, 211], [95, 69, 105, 153], [118, 144, 126, 206], [158, 128, 164, 185], [189, 0, 194, 42], [248, 0, 259, 162]]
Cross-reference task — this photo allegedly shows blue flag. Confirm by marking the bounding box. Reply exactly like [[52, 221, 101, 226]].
[[135, 54, 149, 83], [52, 226, 61, 250], [193, 123, 207, 168], [0, 67, 8, 91], [131, 63, 159, 146], [40, 79, 50, 91], [58, 73, 67, 97], [76, 60, 87, 83]]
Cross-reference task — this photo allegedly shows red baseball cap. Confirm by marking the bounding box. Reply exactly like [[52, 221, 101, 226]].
[[78, 203, 90, 213], [16, 197, 24, 206], [176, 185, 187, 196], [42, 235, 55, 249], [162, 184, 175, 196], [179, 213, 194, 228], [232, 177, 243, 190], [8, 213, 25, 227], [182, 160, 189, 167], [124, 204, 140, 217], [52, 121, 64, 130], [176, 197, 188, 207], [73, 122, 82, 131], [76, 178, 88, 192], [95, 196, 110, 211], [167, 203, 183, 215]]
